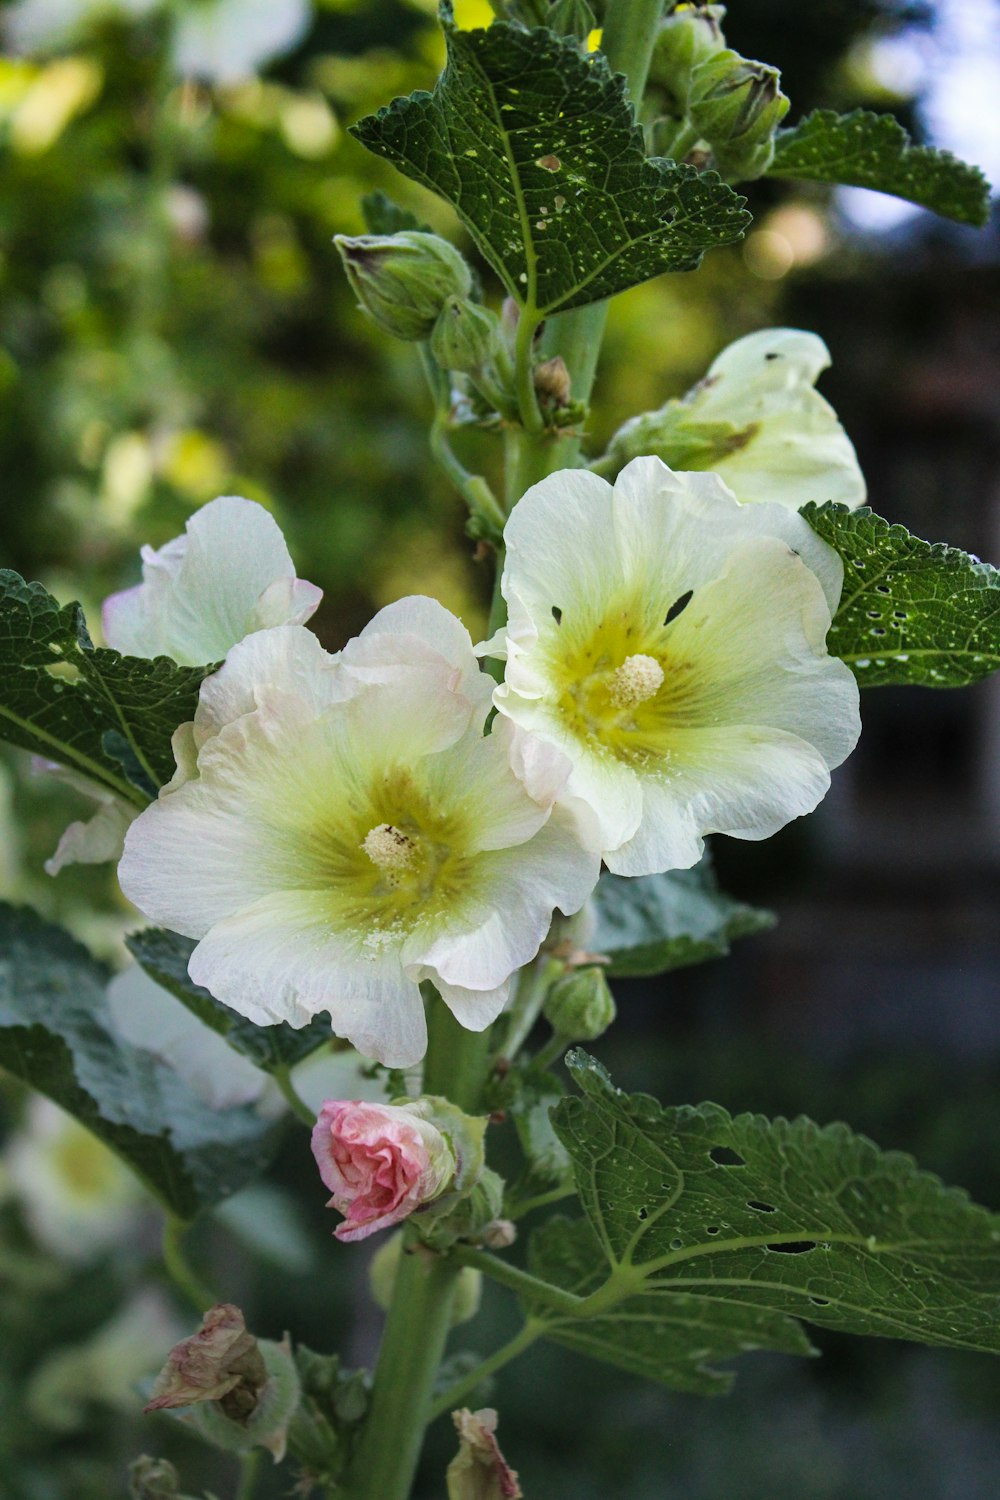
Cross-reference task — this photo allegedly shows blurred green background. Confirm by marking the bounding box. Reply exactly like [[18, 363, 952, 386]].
[[1, 0, 999, 1495]]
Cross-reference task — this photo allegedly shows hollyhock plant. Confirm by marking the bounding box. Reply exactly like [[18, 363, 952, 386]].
[[485, 456, 861, 876], [118, 598, 600, 1065], [311, 1099, 458, 1242], [600, 329, 866, 511]]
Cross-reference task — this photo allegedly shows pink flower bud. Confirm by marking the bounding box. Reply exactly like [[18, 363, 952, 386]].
[[311, 1100, 457, 1243]]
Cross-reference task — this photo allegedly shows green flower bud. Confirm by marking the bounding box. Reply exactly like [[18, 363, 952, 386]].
[[430, 297, 504, 376], [545, 0, 596, 44], [334, 232, 472, 342], [650, 3, 728, 108], [128, 1457, 183, 1500], [544, 966, 616, 1042], [688, 48, 789, 168], [369, 1233, 483, 1325]]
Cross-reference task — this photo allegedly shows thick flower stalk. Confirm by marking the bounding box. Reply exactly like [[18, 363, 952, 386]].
[[600, 329, 866, 510], [485, 455, 861, 876], [118, 598, 599, 1065]]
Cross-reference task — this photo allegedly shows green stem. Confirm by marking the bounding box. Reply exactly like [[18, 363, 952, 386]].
[[342, 995, 494, 1500], [161, 1215, 216, 1313], [497, 955, 563, 1062], [420, 347, 506, 534], [506, 1182, 578, 1221], [426, 1319, 544, 1422], [513, 308, 545, 434], [235, 1450, 262, 1500], [272, 1063, 314, 1126], [539, 0, 665, 430], [531, 1029, 570, 1073], [660, 120, 702, 162], [451, 1245, 585, 1316]]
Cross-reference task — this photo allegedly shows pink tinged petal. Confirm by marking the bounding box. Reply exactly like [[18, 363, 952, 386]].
[[310, 1100, 452, 1241], [191, 625, 347, 748], [490, 716, 572, 810]]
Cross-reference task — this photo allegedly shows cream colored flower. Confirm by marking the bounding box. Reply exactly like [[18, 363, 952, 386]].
[[118, 600, 599, 1066], [602, 328, 865, 511], [485, 456, 860, 876]]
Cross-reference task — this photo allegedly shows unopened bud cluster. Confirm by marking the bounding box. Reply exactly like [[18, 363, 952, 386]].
[[650, 4, 789, 179]]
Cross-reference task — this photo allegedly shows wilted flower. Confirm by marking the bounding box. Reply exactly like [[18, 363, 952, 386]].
[[447, 1408, 522, 1500], [102, 494, 321, 667], [118, 598, 599, 1065], [145, 1303, 267, 1418], [312, 1099, 458, 1242], [601, 328, 866, 511], [485, 456, 860, 876]]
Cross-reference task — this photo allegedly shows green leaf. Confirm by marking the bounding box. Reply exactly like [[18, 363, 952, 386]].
[[360, 189, 429, 235], [529, 1216, 813, 1394], [0, 570, 213, 803], [352, 12, 751, 315], [590, 856, 774, 978], [524, 1052, 1000, 1392], [804, 504, 1000, 688], [126, 927, 332, 1074], [0, 904, 283, 1220], [768, 109, 991, 227]]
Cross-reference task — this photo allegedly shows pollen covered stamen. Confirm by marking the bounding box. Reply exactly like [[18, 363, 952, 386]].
[[608, 653, 664, 708], [362, 823, 417, 873]]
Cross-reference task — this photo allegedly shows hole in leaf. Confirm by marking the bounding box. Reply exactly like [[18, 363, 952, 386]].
[[709, 1146, 745, 1167], [809, 1296, 831, 1307], [875, 584, 891, 595], [637, 1207, 648, 1221], [44, 661, 82, 685], [551, 606, 562, 624], [669, 1237, 683, 1250], [766, 1241, 816, 1254], [664, 590, 693, 626], [747, 1200, 776, 1213], [705, 1226, 720, 1235]]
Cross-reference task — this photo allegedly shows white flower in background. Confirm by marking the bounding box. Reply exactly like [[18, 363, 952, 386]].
[[4, 1096, 146, 1263], [5, 0, 311, 84], [118, 599, 599, 1067], [102, 494, 322, 667], [603, 329, 866, 511], [173, 0, 311, 85], [485, 456, 861, 877], [106, 963, 284, 1114], [27, 1291, 182, 1432]]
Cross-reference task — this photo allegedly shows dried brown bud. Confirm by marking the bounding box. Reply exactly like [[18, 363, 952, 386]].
[[447, 1408, 522, 1500], [144, 1304, 268, 1424], [533, 356, 572, 407]]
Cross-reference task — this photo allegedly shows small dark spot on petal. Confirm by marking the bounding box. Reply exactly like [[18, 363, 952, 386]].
[[551, 605, 562, 624], [664, 590, 693, 626]]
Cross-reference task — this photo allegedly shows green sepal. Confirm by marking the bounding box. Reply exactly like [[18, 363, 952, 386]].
[[768, 109, 991, 227], [805, 502, 1000, 687], [0, 904, 284, 1220]]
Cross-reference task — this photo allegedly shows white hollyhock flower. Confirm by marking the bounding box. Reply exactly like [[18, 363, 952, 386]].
[[118, 600, 599, 1067], [102, 495, 321, 666], [486, 456, 861, 877], [603, 328, 865, 511]]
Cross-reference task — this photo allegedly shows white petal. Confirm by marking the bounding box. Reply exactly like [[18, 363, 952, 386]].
[[698, 328, 833, 413], [102, 496, 321, 666], [191, 625, 346, 747], [502, 466, 622, 632], [187, 893, 428, 1068], [106, 963, 271, 1110], [608, 727, 834, 876], [45, 796, 134, 876], [433, 977, 511, 1032]]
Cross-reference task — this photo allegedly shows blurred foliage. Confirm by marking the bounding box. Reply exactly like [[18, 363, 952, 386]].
[[1, 0, 998, 1497]]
